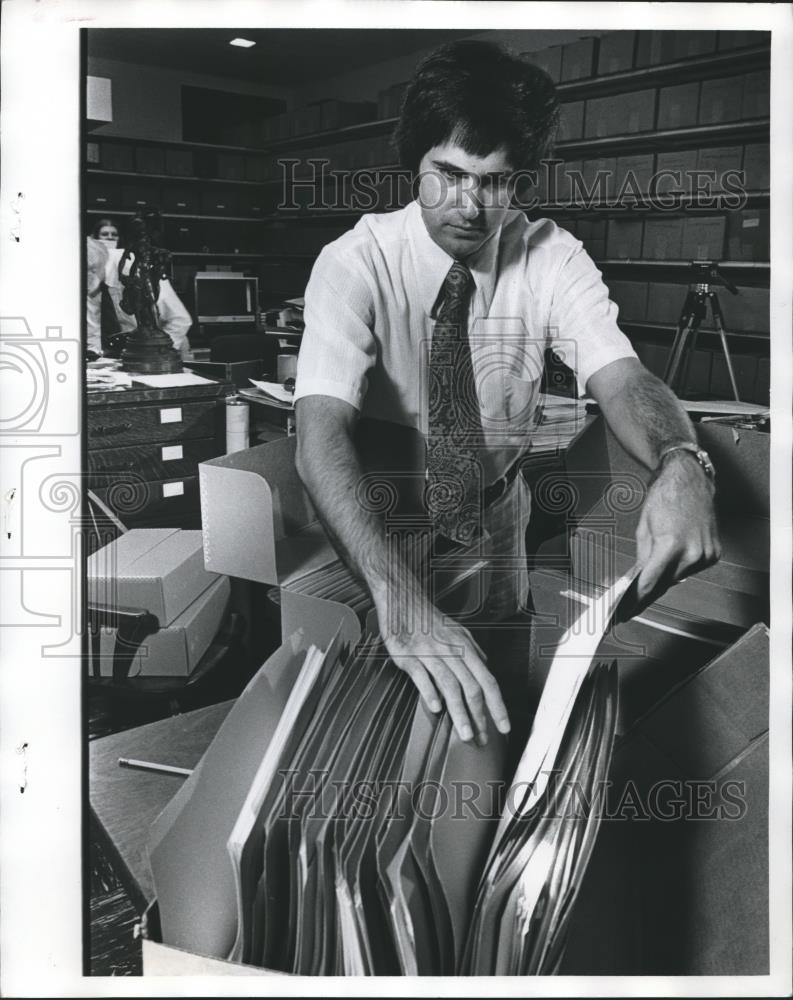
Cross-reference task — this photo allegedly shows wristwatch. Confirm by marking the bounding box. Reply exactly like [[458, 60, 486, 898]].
[[658, 442, 716, 482]]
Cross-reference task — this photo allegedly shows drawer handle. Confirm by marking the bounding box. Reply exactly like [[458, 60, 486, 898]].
[[96, 460, 138, 473], [93, 422, 133, 437]]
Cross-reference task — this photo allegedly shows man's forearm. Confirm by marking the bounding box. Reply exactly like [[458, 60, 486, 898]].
[[597, 366, 698, 470], [294, 411, 419, 615]]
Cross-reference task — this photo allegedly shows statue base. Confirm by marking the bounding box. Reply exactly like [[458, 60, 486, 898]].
[[120, 324, 183, 375]]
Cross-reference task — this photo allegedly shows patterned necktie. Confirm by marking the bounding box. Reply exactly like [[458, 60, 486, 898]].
[[426, 261, 483, 545]]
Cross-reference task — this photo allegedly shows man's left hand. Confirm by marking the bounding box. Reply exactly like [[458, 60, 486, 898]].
[[635, 451, 721, 602]]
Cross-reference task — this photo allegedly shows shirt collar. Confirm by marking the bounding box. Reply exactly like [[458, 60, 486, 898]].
[[406, 199, 500, 319]]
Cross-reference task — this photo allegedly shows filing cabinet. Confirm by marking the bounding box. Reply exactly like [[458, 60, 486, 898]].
[[87, 381, 232, 529]]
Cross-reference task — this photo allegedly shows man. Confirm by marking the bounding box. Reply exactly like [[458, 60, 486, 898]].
[[294, 40, 719, 747]]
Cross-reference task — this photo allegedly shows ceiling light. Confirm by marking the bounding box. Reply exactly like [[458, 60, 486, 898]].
[[229, 37, 256, 48]]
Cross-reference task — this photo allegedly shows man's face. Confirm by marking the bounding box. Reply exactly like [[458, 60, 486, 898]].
[[417, 139, 514, 260]]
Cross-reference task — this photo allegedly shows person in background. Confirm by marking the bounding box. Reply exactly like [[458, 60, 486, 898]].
[[87, 216, 194, 358], [86, 235, 110, 359]]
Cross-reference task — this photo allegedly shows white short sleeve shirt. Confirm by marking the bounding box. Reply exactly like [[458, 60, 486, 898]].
[[295, 200, 637, 484]]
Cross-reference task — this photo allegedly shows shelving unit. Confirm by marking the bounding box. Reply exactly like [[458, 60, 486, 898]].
[[84, 30, 770, 402]]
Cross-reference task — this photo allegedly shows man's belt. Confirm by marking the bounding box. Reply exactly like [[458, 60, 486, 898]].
[[483, 458, 522, 509]]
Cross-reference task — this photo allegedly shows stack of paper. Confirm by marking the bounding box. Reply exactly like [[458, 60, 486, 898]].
[[286, 560, 372, 619]]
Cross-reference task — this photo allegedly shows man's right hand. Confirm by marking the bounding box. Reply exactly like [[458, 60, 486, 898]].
[[376, 595, 511, 746]]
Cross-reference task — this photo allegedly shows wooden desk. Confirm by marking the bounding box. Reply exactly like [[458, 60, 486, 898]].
[[89, 700, 232, 910], [87, 380, 232, 529]]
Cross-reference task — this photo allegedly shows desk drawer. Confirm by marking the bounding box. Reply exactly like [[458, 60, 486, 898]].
[[88, 401, 218, 448], [92, 476, 201, 529], [87, 437, 219, 481]]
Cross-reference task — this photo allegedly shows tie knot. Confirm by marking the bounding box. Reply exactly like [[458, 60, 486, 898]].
[[433, 261, 473, 319], [445, 260, 473, 294]]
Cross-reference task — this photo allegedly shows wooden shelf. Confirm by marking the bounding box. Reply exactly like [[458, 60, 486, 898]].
[[86, 168, 269, 187], [171, 251, 314, 260], [557, 119, 769, 158], [538, 192, 770, 214], [86, 207, 273, 223], [556, 43, 770, 102]]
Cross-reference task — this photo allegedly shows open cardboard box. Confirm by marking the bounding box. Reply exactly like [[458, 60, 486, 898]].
[[141, 901, 281, 975], [200, 435, 492, 650]]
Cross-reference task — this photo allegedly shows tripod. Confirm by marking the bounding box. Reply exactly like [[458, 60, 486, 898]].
[[663, 260, 740, 401]]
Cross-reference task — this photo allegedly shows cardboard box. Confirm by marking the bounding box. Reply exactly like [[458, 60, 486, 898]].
[[741, 143, 770, 191], [680, 216, 726, 260], [561, 37, 596, 81], [606, 219, 644, 259], [726, 208, 769, 261], [216, 153, 244, 181], [597, 31, 636, 74], [722, 286, 769, 335], [164, 148, 195, 177], [200, 188, 239, 216], [561, 624, 769, 975], [135, 146, 166, 175], [528, 566, 736, 735], [582, 157, 617, 201], [101, 141, 134, 172], [710, 351, 760, 401], [121, 183, 160, 211], [635, 30, 716, 66], [642, 217, 684, 259], [633, 338, 668, 377], [525, 45, 563, 82], [699, 75, 745, 124], [741, 69, 770, 120], [614, 153, 654, 198], [292, 105, 322, 136], [646, 281, 686, 325], [696, 145, 743, 192], [607, 280, 648, 322], [92, 575, 230, 678], [88, 528, 218, 627], [199, 435, 491, 650], [585, 89, 655, 138], [652, 149, 698, 197], [557, 101, 585, 142], [554, 159, 583, 204], [717, 30, 756, 51], [657, 82, 700, 129]]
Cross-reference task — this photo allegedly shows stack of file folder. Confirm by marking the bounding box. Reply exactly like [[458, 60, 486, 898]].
[[148, 573, 634, 974]]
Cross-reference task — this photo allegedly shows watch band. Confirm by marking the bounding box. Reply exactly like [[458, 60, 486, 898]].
[[658, 442, 716, 481]]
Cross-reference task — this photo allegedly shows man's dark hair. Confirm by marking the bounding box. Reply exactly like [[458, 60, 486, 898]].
[[394, 40, 560, 176]]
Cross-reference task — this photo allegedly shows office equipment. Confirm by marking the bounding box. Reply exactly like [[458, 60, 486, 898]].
[[194, 272, 259, 325], [664, 260, 741, 400]]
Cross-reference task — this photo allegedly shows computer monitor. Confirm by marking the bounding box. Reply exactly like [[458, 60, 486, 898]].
[[194, 273, 259, 324]]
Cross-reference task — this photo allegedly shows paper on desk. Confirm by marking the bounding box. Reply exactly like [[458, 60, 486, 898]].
[[248, 379, 295, 404], [679, 399, 770, 417], [132, 372, 216, 388]]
